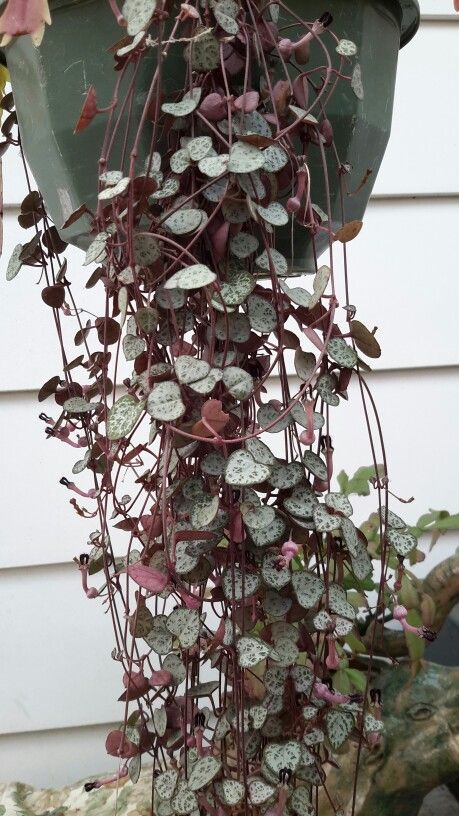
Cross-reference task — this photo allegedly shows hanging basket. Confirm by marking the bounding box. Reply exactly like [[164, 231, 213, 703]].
[[2, 0, 419, 255]]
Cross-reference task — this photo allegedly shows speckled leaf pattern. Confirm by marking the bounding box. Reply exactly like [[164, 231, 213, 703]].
[[164, 263, 216, 290], [264, 740, 301, 775], [303, 450, 328, 480], [326, 708, 355, 750], [107, 395, 144, 440], [166, 609, 200, 649], [224, 450, 271, 487], [292, 572, 324, 608], [147, 382, 185, 422], [237, 636, 271, 667], [388, 528, 418, 555]]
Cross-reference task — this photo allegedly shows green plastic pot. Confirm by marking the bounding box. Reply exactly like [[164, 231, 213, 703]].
[[2, 0, 419, 258]]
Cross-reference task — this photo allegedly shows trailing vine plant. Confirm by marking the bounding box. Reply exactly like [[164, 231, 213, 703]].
[[2, 0, 443, 814]]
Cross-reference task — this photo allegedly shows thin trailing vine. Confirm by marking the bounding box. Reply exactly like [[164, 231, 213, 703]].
[[2, 1, 441, 814]]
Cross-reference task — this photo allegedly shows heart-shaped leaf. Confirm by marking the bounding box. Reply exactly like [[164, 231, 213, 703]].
[[230, 231, 259, 258], [292, 571, 324, 608], [133, 232, 161, 265], [262, 144, 288, 172], [250, 513, 286, 547], [127, 564, 168, 594], [222, 567, 260, 600], [188, 756, 221, 791], [290, 786, 315, 816], [256, 201, 289, 226], [237, 636, 271, 667], [175, 355, 210, 385], [156, 769, 179, 800], [215, 779, 244, 806], [388, 528, 417, 556], [268, 460, 304, 490], [280, 280, 311, 308], [256, 248, 288, 277], [245, 437, 276, 465], [336, 38, 357, 56], [248, 777, 275, 805], [162, 88, 202, 117], [224, 450, 271, 486], [122, 0, 156, 35], [326, 708, 355, 749], [308, 264, 331, 308], [123, 334, 145, 361], [222, 366, 254, 400], [144, 615, 173, 654], [264, 740, 301, 774], [171, 781, 198, 815], [248, 294, 277, 333], [167, 608, 200, 649], [329, 583, 356, 619], [303, 450, 328, 480], [257, 403, 292, 433], [350, 320, 381, 358], [262, 552, 291, 589], [165, 208, 204, 235], [107, 395, 144, 440], [228, 141, 265, 173], [325, 492, 353, 516], [147, 382, 185, 422], [243, 505, 275, 530], [284, 485, 317, 519], [190, 494, 220, 528], [316, 373, 339, 406], [327, 338, 358, 368], [162, 653, 186, 684], [164, 263, 216, 290]]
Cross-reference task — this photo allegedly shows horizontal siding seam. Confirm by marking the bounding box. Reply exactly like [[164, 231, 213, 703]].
[[0, 720, 116, 740], [1, 363, 459, 399]]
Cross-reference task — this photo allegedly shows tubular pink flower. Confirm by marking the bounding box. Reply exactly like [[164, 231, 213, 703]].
[[287, 166, 307, 214], [325, 635, 340, 670], [393, 604, 437, 642], [277, 537, 299, 569], [313, 680, 350, 705], [79, 564, 99, 599]]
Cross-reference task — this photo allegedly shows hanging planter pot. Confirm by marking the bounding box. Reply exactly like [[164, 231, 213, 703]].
[[2, 0, 419, 255]]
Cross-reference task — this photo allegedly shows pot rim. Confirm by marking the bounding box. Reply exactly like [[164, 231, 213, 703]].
[[1, 0, 421, 50], [396, 0, 420, 48]]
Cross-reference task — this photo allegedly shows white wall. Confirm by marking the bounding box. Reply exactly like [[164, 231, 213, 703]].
[[1, 0, 459, 788]]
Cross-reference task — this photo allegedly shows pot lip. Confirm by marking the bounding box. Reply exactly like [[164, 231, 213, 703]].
[[397, 0, 420, 48], [1, 0, 421, 52]]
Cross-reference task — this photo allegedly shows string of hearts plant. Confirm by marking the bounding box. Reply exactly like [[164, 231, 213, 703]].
[[3, 1, 436, 814]]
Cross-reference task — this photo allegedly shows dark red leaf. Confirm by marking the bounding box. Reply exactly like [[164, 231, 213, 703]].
[[105, 730, 139, 758], [38, 375, 60, 402], [126, 564, 168, 593], [74, 85, 98, 134], [41, 285, 65, 308], [95, 316, 121, 346]]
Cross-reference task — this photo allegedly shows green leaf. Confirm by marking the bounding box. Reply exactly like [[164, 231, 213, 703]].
[[162, 88, 202, 117], [222, 365, 254, 400], [107, 395, 144, 440], [164, 263, 216, 290], [146, 382, 185, 422], [326, 709, 354, 750], [224, 450, 271, 487], [337, 465, 383, 497], [405, 608, 425, 661]]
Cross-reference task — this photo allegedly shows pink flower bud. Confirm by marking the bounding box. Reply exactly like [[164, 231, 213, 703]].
[[277, 38, 294, 60]]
